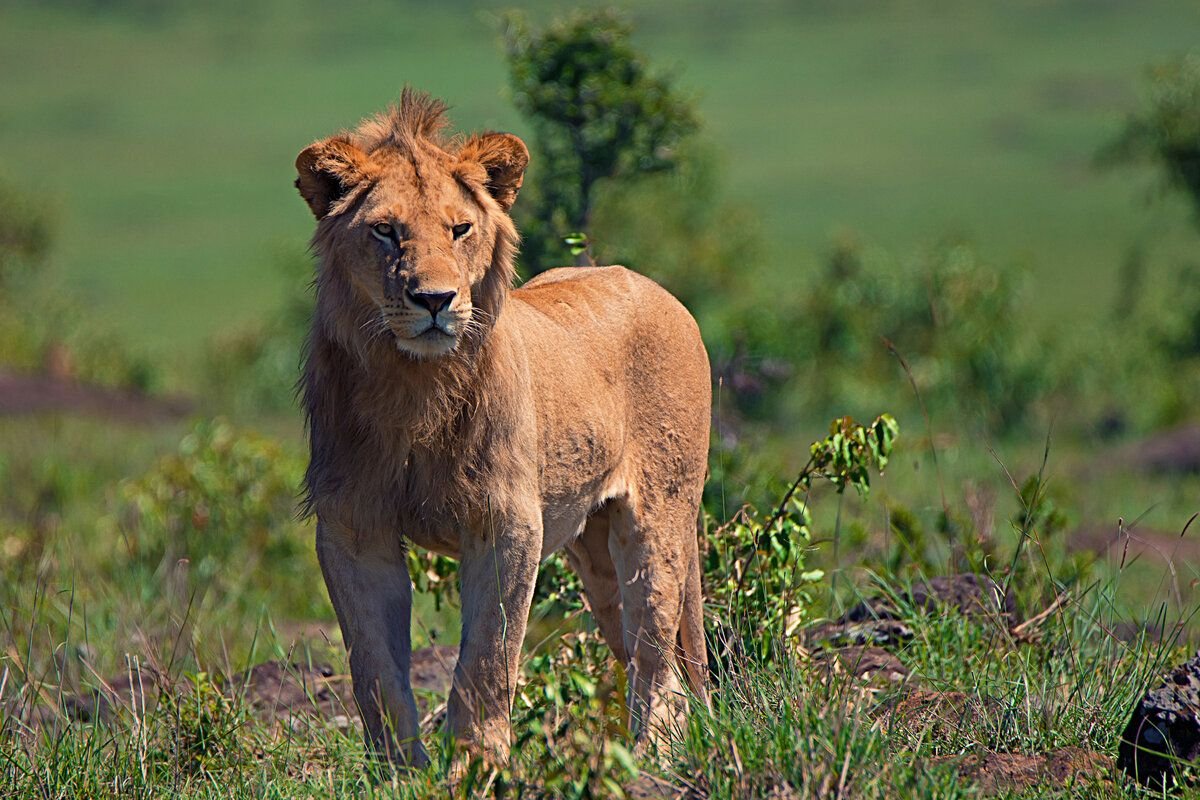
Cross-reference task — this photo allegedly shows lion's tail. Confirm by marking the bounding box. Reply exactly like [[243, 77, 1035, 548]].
[[678, 528, 709, 708]]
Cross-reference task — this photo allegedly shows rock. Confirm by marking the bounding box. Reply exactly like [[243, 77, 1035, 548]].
[[1118, 650, 1200, 788]]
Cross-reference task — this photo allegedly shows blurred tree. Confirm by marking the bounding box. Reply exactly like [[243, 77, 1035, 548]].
[[1100, 53, 1200, 224], [503, 9, 698, 271], [0, 178, 53, 287]]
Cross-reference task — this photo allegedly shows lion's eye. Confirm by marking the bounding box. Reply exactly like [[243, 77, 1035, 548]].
[[452, 222, 472, 240], [371, 222, 395, 241]]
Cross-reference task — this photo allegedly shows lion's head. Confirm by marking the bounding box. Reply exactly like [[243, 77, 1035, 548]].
[[296, 89, 528, 360]]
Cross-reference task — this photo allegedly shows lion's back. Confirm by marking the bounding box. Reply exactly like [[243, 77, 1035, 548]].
[[512, 265, 711, 473], [516, 266, 702, 350]]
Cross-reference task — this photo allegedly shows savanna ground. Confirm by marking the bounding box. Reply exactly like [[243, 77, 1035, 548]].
[[5, 1, 1200, 797]]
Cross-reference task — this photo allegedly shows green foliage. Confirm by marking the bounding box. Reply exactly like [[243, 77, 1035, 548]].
[[0, 177, 159, 391], [503, 9, 698, 271], [503, 630, 636, 799], [1100, 52, 1200, 222], [588, 140, 765, 322], [0, 177, 53, 288], [1061, 258, 1200, 433], [708, 415, 898, 657], [154, 671, 257, 777], [109, 418, 320, 619], [809, 414, 899, 496], [738, 236, 1055, 435]]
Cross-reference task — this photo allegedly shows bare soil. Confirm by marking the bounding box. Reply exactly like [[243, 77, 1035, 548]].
[[932, 748, 1112, 796], [0, 369, 190, 422]]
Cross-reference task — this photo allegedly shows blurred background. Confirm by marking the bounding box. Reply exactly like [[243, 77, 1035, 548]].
[[4, 0, 1200, 671]]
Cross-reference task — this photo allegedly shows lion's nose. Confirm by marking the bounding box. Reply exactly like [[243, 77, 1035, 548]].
[[407, 289, 457, 317]]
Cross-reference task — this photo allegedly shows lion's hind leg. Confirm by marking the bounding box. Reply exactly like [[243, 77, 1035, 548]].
[[608, 492, 694, 749], [566, 502, 628, 664]]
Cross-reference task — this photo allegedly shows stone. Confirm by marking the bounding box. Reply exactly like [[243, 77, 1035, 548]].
[[1118, 650, 1200, 788]]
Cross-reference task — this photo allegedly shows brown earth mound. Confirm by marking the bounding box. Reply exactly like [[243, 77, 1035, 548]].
[[1119, 423, 1200, 475], [12, 645, 458, 735], [933, 747, 1112, 795], [0, 369, 189, 422]]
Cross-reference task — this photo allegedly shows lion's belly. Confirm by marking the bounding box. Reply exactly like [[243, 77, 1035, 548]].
[[537, 419, 624, 556]]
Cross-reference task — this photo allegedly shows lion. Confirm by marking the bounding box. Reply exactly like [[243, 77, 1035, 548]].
[[295, 89, 711, 767]]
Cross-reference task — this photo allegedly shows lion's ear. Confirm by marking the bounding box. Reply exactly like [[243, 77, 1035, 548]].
[[295, 137, 372, 219], [458, 132, 529, 211]]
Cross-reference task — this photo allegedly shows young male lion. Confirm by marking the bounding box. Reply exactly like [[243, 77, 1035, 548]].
[[295, 89, 711, 767]]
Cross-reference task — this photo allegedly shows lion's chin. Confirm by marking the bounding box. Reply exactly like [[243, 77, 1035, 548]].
[[394, 329, 459, 359]]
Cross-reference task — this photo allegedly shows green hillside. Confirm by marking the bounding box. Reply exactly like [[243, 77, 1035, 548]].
[[1, 0, 1197, 358]]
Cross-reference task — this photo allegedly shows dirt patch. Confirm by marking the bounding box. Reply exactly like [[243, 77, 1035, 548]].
[[811, 646, 909, 688], [0, 369, 190, 422], [1118, 423, 1200, 475], [11, 645, 459, 736], [807, 573, 1017, 648], [933, 747, 1112, 795], [232, 661, 355, 726], [224, 645, 459, 728]]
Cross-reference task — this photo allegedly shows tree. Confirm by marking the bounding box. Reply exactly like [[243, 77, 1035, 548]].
[[1100, 53, 1200, 224], [503, 10, 698, 271]]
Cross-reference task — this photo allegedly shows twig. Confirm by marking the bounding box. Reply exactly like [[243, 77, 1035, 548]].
[[1011, 592, 1071, 643]]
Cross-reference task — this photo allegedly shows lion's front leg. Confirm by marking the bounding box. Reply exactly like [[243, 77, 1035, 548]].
[[316, 520, 429, 768], [446, 514, 542, 764]]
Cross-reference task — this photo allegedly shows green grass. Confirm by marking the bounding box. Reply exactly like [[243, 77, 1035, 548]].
[[1, 0, 1198, 362], [2, 564, 1187, 797], [3, 414, 1199, 797]]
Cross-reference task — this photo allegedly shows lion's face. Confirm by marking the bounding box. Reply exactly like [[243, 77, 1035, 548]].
[[296, 98, 527, 359], [336, 155, 492, 359]]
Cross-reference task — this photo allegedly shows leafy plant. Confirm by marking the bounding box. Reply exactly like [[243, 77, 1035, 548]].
[[503, 9, 698, 271], [202, 248, 314, 415], [1099, 52, 1200, 223], [707, 415, 898, 658], [748, 236, 1054, 435], [109, 419, 318, 619]]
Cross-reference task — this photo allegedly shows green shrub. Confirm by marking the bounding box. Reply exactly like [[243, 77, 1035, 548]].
[[707, 415, 897, 657], [732, 236, 1055, 436], [109, 419, 320, 619], [0, 177, 159, 391], [1100, 52, 1200, 223]]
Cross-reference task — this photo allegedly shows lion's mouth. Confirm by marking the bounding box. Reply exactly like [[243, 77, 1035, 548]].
[[389, 324, 458, 357]]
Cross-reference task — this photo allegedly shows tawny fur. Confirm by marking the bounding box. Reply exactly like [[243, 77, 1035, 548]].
[[296, 88, 711, 767]]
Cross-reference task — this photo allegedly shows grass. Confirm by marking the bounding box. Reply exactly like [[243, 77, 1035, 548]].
[[4, 413, 1200, 797], [1, 0, 1198, 364], [2, 562, 1188, 797]]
